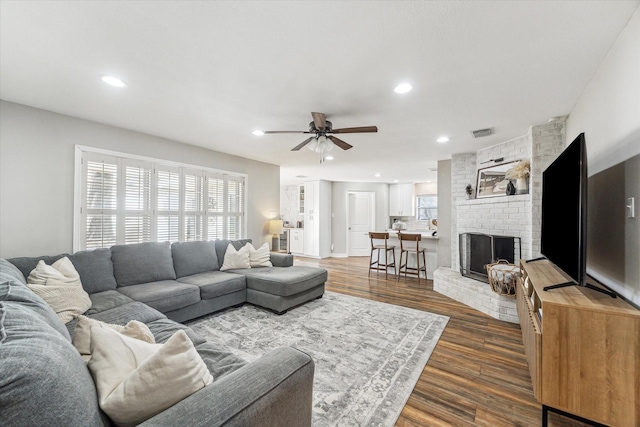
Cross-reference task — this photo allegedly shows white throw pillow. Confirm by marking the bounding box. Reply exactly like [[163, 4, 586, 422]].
[[72, 315, 155, 362], [88, 326, 213, 426], [248, 242, 273, 267], [220, 243, 251, 271], [27, 257, 92, 324]]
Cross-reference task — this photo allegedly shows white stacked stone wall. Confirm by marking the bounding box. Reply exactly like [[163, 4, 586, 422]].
[[434, 267, 519, 323], [530, 121, 566, 256], [450, 153, 477, 273]]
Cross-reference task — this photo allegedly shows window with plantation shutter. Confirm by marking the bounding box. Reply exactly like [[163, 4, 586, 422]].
[[124, 160, 152, 244], [84, 155, 118, 249], [207, 173, 225, 240], [156, 166, 180, 243], [76, 147, 247, 251], [183, 170, 205, 242], [226, 175, 245, 240]]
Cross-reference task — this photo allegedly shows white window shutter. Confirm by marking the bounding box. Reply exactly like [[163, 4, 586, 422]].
[[156, 165, 180, 243], [123, 160, 152, 244], [83, 153, 118, 250]]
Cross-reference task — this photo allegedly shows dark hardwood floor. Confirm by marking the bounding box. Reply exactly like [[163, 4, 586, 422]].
[[294, 255, 590, 427]]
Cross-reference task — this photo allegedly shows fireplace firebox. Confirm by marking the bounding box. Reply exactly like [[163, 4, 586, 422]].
[[459, 233, 521, 282]]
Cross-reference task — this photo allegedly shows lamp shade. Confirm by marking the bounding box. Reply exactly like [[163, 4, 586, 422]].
[[269, 219, 284, 235]]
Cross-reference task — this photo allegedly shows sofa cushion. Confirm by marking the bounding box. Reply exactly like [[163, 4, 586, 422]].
[[0, 281, 103, 426], [7, 253, 69, 282], [195, 341, 248, 380], [177, 270, 246, 300], [111, 242, 176, 286], [171, 240, 219, 278], [68, 248, 117, 294], [214, 239, 252, 268], [86, 301, 167, 326], [147, 318, 208, 346], [117, 280, 200, 313], [0, 258, 27, 284], [88, 326, 212, 426], [240, 266, 328, 297], [85, 290, 136, 316]]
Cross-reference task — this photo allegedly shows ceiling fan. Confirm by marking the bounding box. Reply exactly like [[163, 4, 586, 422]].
[[263, 112, 378, 152]]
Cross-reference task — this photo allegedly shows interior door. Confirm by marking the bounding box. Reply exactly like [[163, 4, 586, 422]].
[[348, 192, 375, 256]]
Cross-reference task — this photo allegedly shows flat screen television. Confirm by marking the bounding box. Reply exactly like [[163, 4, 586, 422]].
[[539, 133, 615, 297]]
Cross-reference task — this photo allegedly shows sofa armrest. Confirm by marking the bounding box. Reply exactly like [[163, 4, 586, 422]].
[[270, 252, 294, 267], [139, 346, 314, 427]]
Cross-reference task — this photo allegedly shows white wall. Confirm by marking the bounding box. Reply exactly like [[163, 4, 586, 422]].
[[566, 6, 640, 174], [330, 181, 389, 256], [0, 101, 280, 258], [565, 7, 640, 306]]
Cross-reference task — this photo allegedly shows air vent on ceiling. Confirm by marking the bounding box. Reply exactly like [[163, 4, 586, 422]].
[[470, 128, 493, 138]]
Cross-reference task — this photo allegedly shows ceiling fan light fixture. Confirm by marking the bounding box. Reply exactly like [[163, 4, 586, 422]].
[[394, 83, 412, 94], [308, 138, 319, 152]]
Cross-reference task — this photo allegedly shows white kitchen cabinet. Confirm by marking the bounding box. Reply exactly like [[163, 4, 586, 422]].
[[289, 229, 304, 255], [303, 180, 331, 258], [389, 183, 415, 216], [298, 184, 305, 214]]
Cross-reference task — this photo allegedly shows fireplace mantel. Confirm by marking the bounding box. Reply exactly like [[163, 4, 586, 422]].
[[456, 194, 530, 207]]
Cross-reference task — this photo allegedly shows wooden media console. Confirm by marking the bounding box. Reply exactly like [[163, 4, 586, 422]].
[[517, 259, 640, 427]]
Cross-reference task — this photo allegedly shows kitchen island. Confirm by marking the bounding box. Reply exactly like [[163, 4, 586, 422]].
[[379, 230, 439, 280]]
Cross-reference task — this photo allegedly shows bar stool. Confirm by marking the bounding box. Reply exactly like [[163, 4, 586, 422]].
[[397, 233, 427, 284], [368, 232, 396, 279]]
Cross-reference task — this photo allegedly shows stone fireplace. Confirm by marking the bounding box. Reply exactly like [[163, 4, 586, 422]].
[[433, 121, 566, 323], [459, 232, 521, 282]]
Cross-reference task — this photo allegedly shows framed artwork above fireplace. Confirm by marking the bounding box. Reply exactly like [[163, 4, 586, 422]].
[[475, 160, 519, 199]]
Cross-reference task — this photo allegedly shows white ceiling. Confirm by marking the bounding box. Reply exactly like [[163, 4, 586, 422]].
[[1, 1, 638, 185]]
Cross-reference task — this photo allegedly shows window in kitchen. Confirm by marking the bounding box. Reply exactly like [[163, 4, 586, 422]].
[[75, 147, 247, 251], [416, 195, 437, 221]]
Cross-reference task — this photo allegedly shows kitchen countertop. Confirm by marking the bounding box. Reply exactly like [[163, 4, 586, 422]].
[[385, 229, 439, 239]]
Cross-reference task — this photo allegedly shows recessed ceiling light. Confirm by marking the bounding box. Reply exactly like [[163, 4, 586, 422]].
[[374, 173, 382, 177], [252, 130, 264, 136], [394, 83, 412, 94], [393, 179, 399, 183], [436, 136, 449, 143], [324, 156, 334, 160], [101, 75, 127, 88]]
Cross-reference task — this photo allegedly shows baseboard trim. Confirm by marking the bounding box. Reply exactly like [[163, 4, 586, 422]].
[[330, 253, 348, 258]]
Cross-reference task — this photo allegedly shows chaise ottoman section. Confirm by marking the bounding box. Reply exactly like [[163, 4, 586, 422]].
[[239, 266, 327, 314]]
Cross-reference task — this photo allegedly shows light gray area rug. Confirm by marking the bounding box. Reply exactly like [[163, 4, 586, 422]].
[[186, 291, 449, 426]]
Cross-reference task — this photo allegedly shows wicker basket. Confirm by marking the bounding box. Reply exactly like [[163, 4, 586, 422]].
[[485, 259, 520, 297]]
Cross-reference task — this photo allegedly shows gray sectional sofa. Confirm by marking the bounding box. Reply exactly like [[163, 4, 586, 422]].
[[0, 239, 327, 426]]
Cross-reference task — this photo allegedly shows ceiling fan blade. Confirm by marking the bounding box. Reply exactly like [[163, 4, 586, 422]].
[[263, 131, 311, 134], [331, 126, 378, 134], [311, 112, 326, 130], [291, 137, 314, 151], [328, 135, 353, 150]]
